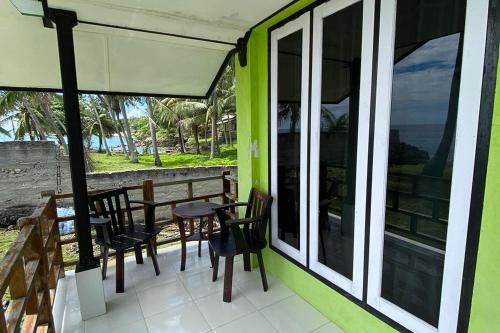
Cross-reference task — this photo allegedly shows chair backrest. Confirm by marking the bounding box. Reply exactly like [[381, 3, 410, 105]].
[[88, 188, 134, 237], [243, 188, 273, 244]]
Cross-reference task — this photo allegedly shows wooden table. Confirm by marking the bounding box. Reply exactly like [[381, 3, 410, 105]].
[[173, 202, 220, 271]]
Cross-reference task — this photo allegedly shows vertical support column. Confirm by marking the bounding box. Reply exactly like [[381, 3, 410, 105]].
[[51, 9, 98, 272], [50, 8, 105, 320]]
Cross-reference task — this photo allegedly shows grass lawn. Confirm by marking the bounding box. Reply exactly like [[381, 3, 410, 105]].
[[89, 143, 237, 172], [0, 229, 19, 258]]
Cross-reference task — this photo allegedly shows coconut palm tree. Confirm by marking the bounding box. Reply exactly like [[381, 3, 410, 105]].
[[207, 59, 235, 159], [36, 93, 69, 154], [0, 91, 70, 151], [146, 97, 162, 166], [80, 98, 114, 152], [82, 95, 112, 155], [102, 96, 138, 162], [156, 98, 189, 153], [98, 94, 129, 159]]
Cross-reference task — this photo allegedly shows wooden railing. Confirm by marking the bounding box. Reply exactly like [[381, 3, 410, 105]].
[[46, 171, 238, 268], [0, 196, 64, 333]]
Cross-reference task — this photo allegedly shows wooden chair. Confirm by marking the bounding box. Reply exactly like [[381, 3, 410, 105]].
[[209, 188, 273, 302], [88, 188, 163, 293]]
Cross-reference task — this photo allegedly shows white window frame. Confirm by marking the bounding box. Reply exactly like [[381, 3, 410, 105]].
[[270, 12, 310, 265], [309, 0, 375, 300], [366, 0, 489, 332]]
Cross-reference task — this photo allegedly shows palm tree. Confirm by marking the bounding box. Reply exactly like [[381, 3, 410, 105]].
[[99, 95, 129, 159], [84, 95, 112, 155], [208, 59, 235, 159], [80, 99, 114, 152], [0, 91, 70, 151], [119, 97, 139, 163], [146, 97, 162, 166], [156, 98, 188, 153], [37, 93, 69, 154], [103, 96, 138, 163]]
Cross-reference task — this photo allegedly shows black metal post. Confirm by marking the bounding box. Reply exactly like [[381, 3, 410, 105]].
[[50, 9, 99, 272]]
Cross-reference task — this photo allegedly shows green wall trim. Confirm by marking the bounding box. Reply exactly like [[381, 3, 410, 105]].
[[468, 48, 500, 333]]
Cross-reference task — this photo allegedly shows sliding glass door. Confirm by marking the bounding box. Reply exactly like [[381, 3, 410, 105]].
[[270, 12, 310, 265], [367, 0, 488, 332], [269, 0, 488, 330], [309, 0, 374, 299]]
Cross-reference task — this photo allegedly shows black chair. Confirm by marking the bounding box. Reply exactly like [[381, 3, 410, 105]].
[[88, 188, 163, 293], [209, 188, 273, 302]]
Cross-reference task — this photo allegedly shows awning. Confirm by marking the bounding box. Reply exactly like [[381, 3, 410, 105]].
[[0, 0, 295, 97]]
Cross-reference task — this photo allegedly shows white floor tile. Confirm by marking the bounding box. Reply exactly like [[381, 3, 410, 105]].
[[176, 254, 214, 278], [106, 319, 149, 333], [313, 322, 345, 333], [137, 279, 192, 317], [132, 261, 178, 292], [261, 295, 329, 333], [84, 294, 144, 333], [195, 288, 256, 329], [146, 301, 211, 333], [61, 305, 84, 333], [60, 245, 339, 333], [229, 260, 263, 284], [214, 312, 278, 333], [180, 269, 224, 300], [237, 275, 293, 309]]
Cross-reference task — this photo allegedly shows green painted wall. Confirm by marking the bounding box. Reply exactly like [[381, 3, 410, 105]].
[[467, 50, 500, 332], [235, 1, 500, 331]]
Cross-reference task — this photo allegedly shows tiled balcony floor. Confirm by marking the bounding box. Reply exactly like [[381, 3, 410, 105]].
[[60, 243, 344, 333]]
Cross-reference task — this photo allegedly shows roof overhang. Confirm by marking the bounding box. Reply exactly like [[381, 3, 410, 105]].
[[0, 0, 296, 97]]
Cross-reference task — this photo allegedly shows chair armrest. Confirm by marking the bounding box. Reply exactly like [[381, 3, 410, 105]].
[[129, 200, 161, 207], [90, 217, 111, 226], [213, 202, 248, 211], [226, 217, 260, 226]]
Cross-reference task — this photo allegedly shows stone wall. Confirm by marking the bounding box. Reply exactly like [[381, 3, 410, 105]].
[[0, 141, 237, 224], [0, 141, 70, 215]]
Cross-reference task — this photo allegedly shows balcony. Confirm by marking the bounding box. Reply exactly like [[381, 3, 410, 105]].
[[60, 243, 342, 333]]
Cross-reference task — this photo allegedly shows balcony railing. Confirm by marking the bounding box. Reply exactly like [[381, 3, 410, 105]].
[[43, 171, 238, 269], [0, 195, 64, 333]]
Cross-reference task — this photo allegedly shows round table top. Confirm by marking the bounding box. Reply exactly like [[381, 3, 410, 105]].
[[173, 202, 220, 219]]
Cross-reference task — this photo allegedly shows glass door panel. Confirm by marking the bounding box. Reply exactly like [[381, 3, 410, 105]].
[[368, 0, 488, 332], [309, 0, 374, 298], [270, 12, 310, 264], [380, 0, 466, 325]]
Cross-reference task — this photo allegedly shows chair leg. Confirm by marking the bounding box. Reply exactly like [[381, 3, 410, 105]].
[[257, 250, 268, 292], [243, 252, 251, 272], [148, 239, 160, 276], [116, 250, 125, 293], [223, 256, 234, 303], [100, 246, 109, 280], [212, 254, 219, 282], [134, 245, 144, 264]]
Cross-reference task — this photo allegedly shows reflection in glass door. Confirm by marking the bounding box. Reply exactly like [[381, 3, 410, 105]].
[[368, 0, 488, 332], [270, 12, 310, 265], [309, 0, 374, 299]]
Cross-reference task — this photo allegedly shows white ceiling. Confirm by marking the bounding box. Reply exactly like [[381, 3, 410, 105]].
[[0, 0, 294, 96]]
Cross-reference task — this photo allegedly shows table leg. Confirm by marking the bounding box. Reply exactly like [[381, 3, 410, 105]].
[[177, 216, 187, 271], [198, 217, 203, 257], [207, 215, 215, 267]]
